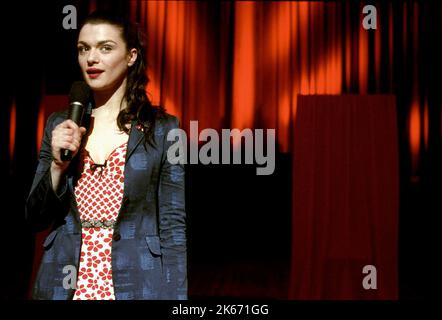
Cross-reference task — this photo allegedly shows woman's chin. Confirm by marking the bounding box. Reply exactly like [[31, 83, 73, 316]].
[[85, 81, 108, 92]]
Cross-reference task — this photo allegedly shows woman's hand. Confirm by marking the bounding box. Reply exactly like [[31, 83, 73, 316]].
[[51, 119, 87, 172]]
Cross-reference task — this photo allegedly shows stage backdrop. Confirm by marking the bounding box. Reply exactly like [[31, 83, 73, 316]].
[[290, 95, 398, 299]]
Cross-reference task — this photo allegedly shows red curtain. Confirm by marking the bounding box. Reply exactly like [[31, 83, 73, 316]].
[[26, 1, 429, 166], [131, 1, 350, 151], [289, 95, 398, 299]]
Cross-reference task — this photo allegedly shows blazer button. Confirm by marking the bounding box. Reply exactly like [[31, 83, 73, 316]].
[[113, 233, 121, 241]]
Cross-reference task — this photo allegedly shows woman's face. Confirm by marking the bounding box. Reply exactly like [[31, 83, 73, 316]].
[[77, 23, 137, 92]]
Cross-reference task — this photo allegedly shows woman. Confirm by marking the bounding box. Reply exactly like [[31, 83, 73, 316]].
[[26, 10, 187, 300]]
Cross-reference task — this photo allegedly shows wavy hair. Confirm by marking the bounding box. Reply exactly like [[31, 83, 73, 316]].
[[79, 10, 165, 147]]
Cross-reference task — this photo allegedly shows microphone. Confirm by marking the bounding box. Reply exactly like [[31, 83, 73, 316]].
[[60, 81, 91, 161]]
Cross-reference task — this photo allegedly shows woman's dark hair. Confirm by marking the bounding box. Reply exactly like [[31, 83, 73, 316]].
[[79, 10, 165, 147]]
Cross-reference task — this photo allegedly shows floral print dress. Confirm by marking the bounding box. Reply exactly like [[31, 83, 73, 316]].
[[73, 142, 127, 300]]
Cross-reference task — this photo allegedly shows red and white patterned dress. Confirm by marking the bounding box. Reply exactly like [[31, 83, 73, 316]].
[[73, 142, 128, 300]]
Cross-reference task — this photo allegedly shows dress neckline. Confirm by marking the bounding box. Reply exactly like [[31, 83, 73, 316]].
[[85, 141, 128, 165]]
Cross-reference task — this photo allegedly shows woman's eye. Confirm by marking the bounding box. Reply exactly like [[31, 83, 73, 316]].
[[77, 46, 88, 54], [101, 46, 113, 52]]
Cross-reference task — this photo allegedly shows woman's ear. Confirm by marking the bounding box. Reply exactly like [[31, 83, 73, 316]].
[[127, 48, 138, 67]]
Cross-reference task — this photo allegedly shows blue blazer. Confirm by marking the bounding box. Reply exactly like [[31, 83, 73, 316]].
[[26, 110, 187, 300]]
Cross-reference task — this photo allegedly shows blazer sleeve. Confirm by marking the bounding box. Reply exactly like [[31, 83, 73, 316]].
[[25, 112, 69, 232], [158, 115, 187, 300]]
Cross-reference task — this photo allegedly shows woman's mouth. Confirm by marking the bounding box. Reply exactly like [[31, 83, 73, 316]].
[[86, 68, 104, 79]]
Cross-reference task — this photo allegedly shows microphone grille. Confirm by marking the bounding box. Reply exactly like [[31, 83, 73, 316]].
[[69, 81, 91, 106]]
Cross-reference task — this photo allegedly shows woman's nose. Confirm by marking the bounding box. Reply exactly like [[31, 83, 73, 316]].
[[87, 49, 99, 64]]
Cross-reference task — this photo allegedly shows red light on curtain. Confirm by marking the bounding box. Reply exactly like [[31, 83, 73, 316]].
[[289, 2, 299, 122], [328, 2, 342, 94], [144, 0, 165, 107], [314, 3, 325, 94], [163, 1, 185, 118], [409, 2, 420, 173], [232, 1, 255, 133], [37, 104, 45, 152], [288, 1, 344, 139], [298, 2, 310, 95], [131, 0, 406, 153], [323, 2, 342, 95], [9, 99, 16, 163], [333, 29, 343, 94], [423, 97, 429, 151], [308, 3, 316, 94], [409, 100, 421, 173], [358, 4, 369, 94], [34, 95, 68, 159], [374, 3, 382, 92], [388, 3, 394, 92], [345, 2, 352, 91], [275, 2, 292, 151]]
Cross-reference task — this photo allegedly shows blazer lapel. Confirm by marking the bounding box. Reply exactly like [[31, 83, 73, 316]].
[[125, 121, 145, 162], [115, 121, 145, 227]]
